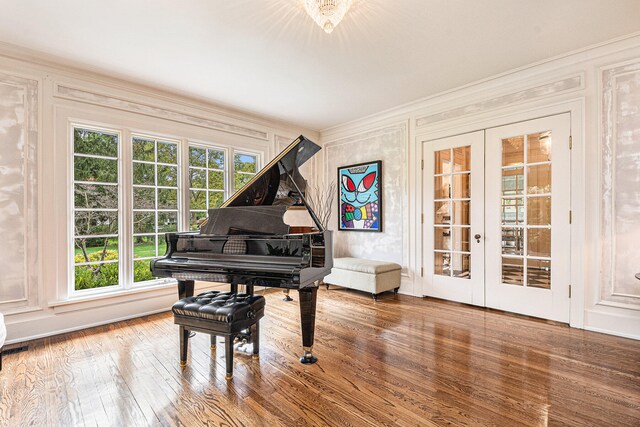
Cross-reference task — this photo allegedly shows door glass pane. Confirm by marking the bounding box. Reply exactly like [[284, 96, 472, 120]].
[[502, 227, 524, 255], [500, 131, 554, 289], [435, 149, 452, 174], [502, 136, 524, 167], [528, 196, 551, 226], [452, 227, 470, 252], [453, 201, 470, 225], [453, 146, 471, 172], [528, 164, 551, 195], [527, 259, 551, 289], [453, 173, 470, 198], [434, 175, 451, 199], [451, 253, 470, 278], [433, 144, 472, 280], [434, 252, 451, 276], [502, 257, 524, 285], [527, 131, 552, 163], [527, 228, 551, 257], [434, 227, 451, 251], [434, 201, 450, 225]]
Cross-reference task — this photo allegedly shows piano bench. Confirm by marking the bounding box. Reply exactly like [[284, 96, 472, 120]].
[[324, 257, 401, 301], [172, 290, 265, 379]]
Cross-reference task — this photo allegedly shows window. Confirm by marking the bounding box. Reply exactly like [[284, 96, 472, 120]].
[[233, 152, 257, 192], [188, 145, 226, 230], [132, 136, 180, 283], [72, 127, 120, 291]]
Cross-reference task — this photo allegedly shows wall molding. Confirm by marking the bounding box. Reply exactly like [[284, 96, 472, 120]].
[[54, 84, 269, 141], [415, 75, 583, 128]]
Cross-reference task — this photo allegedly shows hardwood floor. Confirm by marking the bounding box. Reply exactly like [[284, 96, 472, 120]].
[[1, 287, 639, 426]]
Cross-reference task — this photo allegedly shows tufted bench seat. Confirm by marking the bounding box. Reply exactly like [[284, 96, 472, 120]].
[[172, 290, 265, 379], [323, 257, 401, 301]]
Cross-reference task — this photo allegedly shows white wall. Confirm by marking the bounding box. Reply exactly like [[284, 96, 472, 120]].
[[320, 35, 640, 339], [0, 42, 318, 343]]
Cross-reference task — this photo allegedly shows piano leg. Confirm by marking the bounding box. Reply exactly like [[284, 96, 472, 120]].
[[178, 280, 195, 299], [298, 286, 318, 364]]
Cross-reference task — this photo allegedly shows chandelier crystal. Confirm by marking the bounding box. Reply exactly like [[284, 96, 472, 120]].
[[304, 0, 353, 34]]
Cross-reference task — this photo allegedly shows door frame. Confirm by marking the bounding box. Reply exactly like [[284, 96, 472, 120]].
[[415, 99, 585, 328]]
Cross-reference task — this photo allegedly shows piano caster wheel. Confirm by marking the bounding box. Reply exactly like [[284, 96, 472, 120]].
[[252, 354, 260, 360], [225, 373, 233, 380], [299, 348, 318, 364], [210, 344, 216, 350], [179, 361, 187, 367]]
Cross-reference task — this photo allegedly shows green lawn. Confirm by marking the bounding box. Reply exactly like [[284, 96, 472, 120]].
[[74, 242, 163, 258]]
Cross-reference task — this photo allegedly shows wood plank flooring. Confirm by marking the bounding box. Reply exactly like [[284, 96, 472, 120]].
[[1, 287, 639, 426]]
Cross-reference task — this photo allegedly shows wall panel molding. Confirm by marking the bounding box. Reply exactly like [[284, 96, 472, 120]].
[[415, 75, 583, 128], [54, 84, 269, 141], [0, 72, 39, 313], [599, 60, 640, 310]]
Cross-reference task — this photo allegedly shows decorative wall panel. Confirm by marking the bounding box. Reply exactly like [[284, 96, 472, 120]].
[[600, 61, 640, 308], [0, 73, 38, 311], [324, 123, 408, 276]]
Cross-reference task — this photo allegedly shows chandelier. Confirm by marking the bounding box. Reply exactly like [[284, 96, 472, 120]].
[[304, 0, 353, 34]]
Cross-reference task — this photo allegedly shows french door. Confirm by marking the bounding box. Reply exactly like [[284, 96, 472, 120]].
[[423, 113, 571, 322]]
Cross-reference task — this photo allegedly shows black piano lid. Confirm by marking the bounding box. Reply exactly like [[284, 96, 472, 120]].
[[201, 135, 324, 231]]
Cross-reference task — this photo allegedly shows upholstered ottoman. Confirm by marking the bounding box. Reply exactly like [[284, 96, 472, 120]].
[[324, 257, 401, 300], [0, 313, 5, 370], [172, 290, 265, 379]]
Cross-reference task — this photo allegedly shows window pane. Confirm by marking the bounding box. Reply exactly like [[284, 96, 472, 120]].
[[502, 227, 524, 255], [189, 147, 206, 167], [157, 165, 177, 187], [133, 235, 156, 259], [190, 190, 206, 209], [190, 211, 207, 231], [133, 259, 154, 283], [234, 173, 253, 190], [74, 237, 118, 263], [75, 211, 118, 236], [132, 138, 155, 161], [133, 162, 155, 185], [208, 170, 224, 190], [434, 227, 451, 251], [157, 188, 177, 209], [208, 149, 225, 169], [528, 131, 552, 163], [74, 156, 118, 183], [74, 128, 118, 158], [133, 212, 155, 234], [451, 253, 470, 279], [157, 236, 167, 256], [502, 136, 524, 167], [234, 153, 257, 173], [75, 263, 119, 291], [75, 184, 118, 209], [502, 197, 524, 225], [157, 141, 177, 164], [452, 227, 470, 252], [158, 212, 178, 233], [434, 175, 450, 199], [453, 173, 470, 199], [502, 257, 523, 285], [502, 168, 524, 196], [133, 187, 155, 209], [527, 196, 551, 226], [452, 201, 470, 226], [434, 201, 450, 225], [434, 252, 451, 276], [209, 191, 224, 208], [189, 168, 206, 189]]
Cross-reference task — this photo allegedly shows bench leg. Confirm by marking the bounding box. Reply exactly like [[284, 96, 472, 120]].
[[251, 322, 260, 360], [225, 336, 234, 379], [210, 334, 217, 350], [372, 293, 378, 301], [179, 326, 189, 367], [394, 287, 399, 294]]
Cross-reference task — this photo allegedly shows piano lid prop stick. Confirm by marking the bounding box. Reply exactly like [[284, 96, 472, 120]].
[[279, 160, 325, 232]]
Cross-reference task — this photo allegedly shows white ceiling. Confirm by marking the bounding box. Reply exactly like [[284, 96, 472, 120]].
[[1, 0, 640, 130]]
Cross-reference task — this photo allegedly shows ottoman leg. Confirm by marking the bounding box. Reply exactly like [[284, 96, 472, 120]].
[[179, 326, 189, 367], [225, 336, 234, 379], [372, 293, 378, 301], [394, 287, 400, 294], [251, 321, 260, 360]]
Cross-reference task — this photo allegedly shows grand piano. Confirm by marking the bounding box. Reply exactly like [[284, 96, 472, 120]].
[[151, 135, 332, 364]]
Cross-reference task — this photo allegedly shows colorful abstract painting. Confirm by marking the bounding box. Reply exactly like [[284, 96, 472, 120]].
[[337, 160, 382, 232]]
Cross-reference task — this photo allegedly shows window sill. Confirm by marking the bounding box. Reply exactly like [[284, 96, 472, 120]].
[[50, 280, 178, 308]]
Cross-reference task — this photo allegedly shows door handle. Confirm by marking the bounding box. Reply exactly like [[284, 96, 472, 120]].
[[474, 233, 482, 243]]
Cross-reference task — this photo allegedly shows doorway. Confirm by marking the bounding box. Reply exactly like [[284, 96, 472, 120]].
[[422, 113, 571, 322]]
